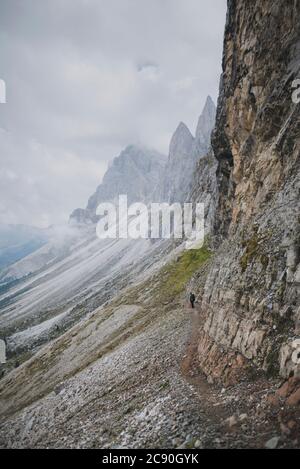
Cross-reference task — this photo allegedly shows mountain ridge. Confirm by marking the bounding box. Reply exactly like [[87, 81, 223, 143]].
[[158, 97, 216, 203], [1, 0, 299, 449], [70, 145, 166, 224], [70, 96, 216, 223]]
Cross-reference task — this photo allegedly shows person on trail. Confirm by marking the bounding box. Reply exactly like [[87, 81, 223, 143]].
[[189, 292, 196, 309]]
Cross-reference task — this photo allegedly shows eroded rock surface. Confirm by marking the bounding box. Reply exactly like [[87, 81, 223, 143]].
[[195, 0, 300, 384]]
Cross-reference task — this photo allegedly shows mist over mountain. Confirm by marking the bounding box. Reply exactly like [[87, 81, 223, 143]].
[[195, 95, 216, 154], [70, 145, 166, 224], [158, 96, 216, 203], [0, 0, 299, 451], [70, 96, 216, 227], [0, 224, 48, 269]]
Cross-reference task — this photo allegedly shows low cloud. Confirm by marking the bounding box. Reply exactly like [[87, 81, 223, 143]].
[[0, 0, 226, 227]]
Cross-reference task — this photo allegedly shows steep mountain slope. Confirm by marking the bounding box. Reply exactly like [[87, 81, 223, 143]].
[[0, 224, 176, 368], [0, 144, 171, 368], [190, 150, 218, 236], [0, 102, 217, 367], [194, 0, 300, 385], [0, 101, 220, 447], [1, 145, 165, 284], [1, 0, 299, 450]]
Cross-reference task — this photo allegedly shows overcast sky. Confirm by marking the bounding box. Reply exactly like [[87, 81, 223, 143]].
[[0, 0, 227, 228]]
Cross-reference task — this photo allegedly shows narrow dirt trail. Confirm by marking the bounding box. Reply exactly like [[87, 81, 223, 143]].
[[179, 303, 300, 449], [180, 304, 230, 424], [1, 294, 298, 448]]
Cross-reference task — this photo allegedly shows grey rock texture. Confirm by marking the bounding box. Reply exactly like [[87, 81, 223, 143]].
[[189, 150, 218, 236], [194, 0, 300, 384], [158, 96, 216, 204], [2, 1, 300, 450], [70, 145, 166, 224], [159, 121, 196, 203], [195, 96, 216, 156]]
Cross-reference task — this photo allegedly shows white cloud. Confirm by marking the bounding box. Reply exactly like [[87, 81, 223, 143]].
[[0, 129, 106, 227], [0, 0, 227, 227]]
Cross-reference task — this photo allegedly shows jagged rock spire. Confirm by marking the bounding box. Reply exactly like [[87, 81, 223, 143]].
[[195, 95, 216, 152]]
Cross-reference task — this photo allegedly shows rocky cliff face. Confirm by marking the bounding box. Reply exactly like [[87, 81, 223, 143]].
[[1, 2, 300, 449], [195, 0, 300, 385], [70, 145, 166, 224], [189, 150, 218, 236], [195, 96, 217, 156], [159, 96, 216, 203], [159, 122, 195, 203]]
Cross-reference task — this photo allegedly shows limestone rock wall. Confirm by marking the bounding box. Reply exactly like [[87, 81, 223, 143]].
[[196, 0, 300, 384]]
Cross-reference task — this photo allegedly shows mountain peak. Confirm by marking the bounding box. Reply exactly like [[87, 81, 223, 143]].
[[175, 121, 194, 137], [123, 143, 147, 154], [169, 122, 194, 157], [195, 96, 216, 150], [70, 144, 166, 224], [203, 95, 216, 116]]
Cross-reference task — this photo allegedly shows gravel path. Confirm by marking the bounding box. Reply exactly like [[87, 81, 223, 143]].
[[0, 300, 299, 449]]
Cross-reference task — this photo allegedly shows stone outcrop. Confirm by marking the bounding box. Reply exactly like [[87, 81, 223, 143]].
[[158, 97, 216, 203], [195, 96, 217, 156], [189, 150, 218, 236], [159, 122, 196, 203], [195, 0, 300, 385], [70, 145, 166, 224]]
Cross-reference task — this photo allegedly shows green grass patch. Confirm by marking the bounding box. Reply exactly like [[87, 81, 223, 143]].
[[158, 246, 212, 298]]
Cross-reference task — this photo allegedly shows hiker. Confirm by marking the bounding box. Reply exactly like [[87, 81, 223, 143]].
[[189, 292, 196, 309]]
